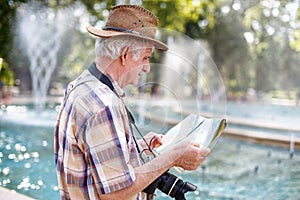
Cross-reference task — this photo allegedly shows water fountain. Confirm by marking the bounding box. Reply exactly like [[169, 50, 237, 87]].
[[160, 30, 227, 116], [17, 3, 69, 108], [290, 133, 295, 159]]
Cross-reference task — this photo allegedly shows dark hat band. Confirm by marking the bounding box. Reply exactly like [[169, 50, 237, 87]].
[[103, 26, 148, 38]]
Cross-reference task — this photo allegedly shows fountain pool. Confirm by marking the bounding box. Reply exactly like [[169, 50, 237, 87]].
[[0, 103, 299, 200]]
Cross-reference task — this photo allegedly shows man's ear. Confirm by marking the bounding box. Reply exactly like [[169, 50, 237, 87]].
[[120, 46, 130, 66]]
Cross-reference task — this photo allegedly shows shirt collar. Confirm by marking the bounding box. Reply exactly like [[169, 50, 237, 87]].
[[95, 63, 125, 98], [107, 74, 125, 98]]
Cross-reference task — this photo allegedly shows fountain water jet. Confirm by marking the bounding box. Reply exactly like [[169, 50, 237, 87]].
[[17, 3, 69, 108], [160, 31, 226, 117], [290, 133, 295, 159]]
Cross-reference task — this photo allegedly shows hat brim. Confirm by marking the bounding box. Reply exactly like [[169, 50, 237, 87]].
[[86, 25, 168, 51]]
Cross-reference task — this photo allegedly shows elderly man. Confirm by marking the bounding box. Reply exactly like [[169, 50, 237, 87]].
[[54, 5, 210, 200]]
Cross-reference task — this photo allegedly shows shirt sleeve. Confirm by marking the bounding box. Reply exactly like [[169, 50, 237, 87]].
[[82, 105, 136, 194]]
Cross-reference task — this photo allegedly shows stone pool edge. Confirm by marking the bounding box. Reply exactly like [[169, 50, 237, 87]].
[[0, 186, 35, 200]]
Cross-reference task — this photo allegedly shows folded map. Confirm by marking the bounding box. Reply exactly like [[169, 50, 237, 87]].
[[155, 113, 227, 153]]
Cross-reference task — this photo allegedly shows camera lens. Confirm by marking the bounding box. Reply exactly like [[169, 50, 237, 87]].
[[157, 172, 197, 200]]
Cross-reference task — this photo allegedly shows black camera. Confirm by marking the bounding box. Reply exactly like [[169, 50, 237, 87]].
[[143, 171, 197, 200]]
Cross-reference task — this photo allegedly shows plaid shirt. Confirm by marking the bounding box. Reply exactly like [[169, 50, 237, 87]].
[[54, 69, 143, 199]]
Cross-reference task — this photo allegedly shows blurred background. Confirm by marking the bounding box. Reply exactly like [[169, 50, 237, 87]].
[[0, 0, 300, 199]]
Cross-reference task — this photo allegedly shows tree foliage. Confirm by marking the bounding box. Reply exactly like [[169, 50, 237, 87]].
[[0, 0, 300, 99], [0, 59, 14, 86]]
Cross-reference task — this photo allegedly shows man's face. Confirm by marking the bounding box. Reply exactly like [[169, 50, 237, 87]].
[[122, 44, 153, 86]]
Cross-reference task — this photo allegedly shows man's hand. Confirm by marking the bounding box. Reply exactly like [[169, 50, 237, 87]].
[[172, 142, 210, 170], [139, 132, 163, 154]]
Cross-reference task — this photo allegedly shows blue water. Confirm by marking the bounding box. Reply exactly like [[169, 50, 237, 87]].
[[0, 102, 300, 199], [0, 123, 59, 199]]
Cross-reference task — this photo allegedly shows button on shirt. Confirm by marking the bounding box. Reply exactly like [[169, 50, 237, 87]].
[[54, 69, 143, 199]]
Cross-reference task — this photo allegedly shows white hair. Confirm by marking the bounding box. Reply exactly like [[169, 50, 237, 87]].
[[95, 36, 151, 61]]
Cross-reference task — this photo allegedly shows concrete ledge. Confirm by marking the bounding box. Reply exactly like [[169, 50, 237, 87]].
[[0, 187, 34, 200], [226, 116, 300, 133], [224, 128, 300, 149]]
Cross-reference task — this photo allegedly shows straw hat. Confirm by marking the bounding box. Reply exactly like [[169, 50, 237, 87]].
[[86, 5, 168, 51]]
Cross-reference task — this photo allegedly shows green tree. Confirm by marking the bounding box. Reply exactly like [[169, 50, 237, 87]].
[[244, 0, 300, 93], [0, 59, 14, 86], [2, 0, 300, 98]]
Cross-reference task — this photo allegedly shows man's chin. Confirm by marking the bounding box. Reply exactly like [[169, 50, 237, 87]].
[[125, 80, 139, 87], [134, 78, 142, 85]]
